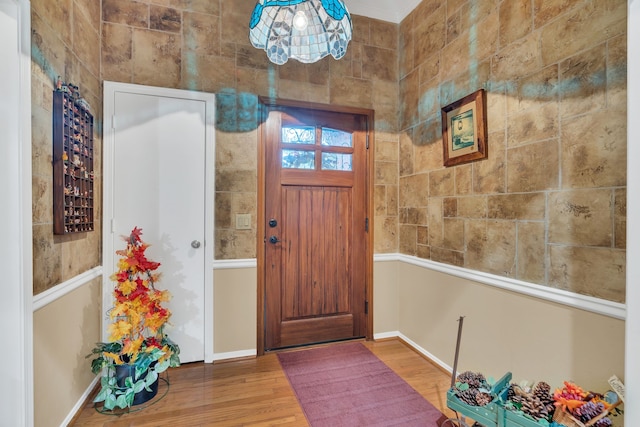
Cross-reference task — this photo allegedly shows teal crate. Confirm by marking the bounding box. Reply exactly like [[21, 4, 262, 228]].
[[446, 372, 512, 427]]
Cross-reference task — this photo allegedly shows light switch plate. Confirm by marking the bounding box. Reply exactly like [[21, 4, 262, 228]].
[[235, 213, 251, 230]]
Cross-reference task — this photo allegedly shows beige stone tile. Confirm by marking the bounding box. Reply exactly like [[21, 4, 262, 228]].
[[400, 207, 427, 225], [466, 219, 516, 277], [102, 23, 133, 83], [278, 80, 329, 104], [330, 77, 372, 108], [399, 174, 428, 208], [507, 139, 559, 192], [439, 60, 490, 107], [351, 15, 370, 45], [73, 2, 100, 78], [399, 225, 417, 256], [399, 131, 414, 177], [237, 45, 272, 70], [443, 197, 457, 218], [414, 118, 442, 173], [460, 0, 498, 29], [308, 60, 330, 85], [220, 0, 254, 45], [386, 185, 398, 217], [499, 0, 532, 47], [455, 164, 473, 195], [607, 34, 627, 112], [370, 19, 397, 50], [374, 186, 386, 216], [431, 247, 464, 267], [561, 110, 626, 188], [506, 65, 558, 116], [400, 69, 419, 130], [375, 162, 398, 186], [419, 53, 440, 85], [548, 189, 613, 247], [186, 0, 219, 15], [216, 130, 258, 170], [447, 0, 466, 15], [74, 0, 101, 31], [491, 32, 541, 82], [237, 67, 276, 98], [215, 169, 257, 193], [375, 139, 398, 163], [149, 4, 181, 32], [559, 43, 606, 118], [375, 104, 400, 133], [457, 196, 488, 219], [33, 0, 73, 46], [398, 16, 414, 79], [540, 0, 626, 66], [507, 101, 559, 148], [103, 0, 149, 28], [419, 79, 440, 122], [215, 229, 256, 259], [62, 233, 100, 279], [443, 218, 464, 251], [533, 0, 582, 28], [427, 197, 443, 247], [417, 226, 429, 245], [474, 129, 506, 194], [488, 193, 545, 220], [416, 245, 431, 260], [516, 221, 546, 283], [183, 12, 220, 55], [31, 12, 68, 81], [429, 168, 455, 197], [372, 79, 398, 110], [182, 54, 235, 93], [414, 6, 446, 67], [279, 61, 310, 83], [475, 8, 500, 62], [614, 188, 626, 250], [548, 245, 625, 302], [32, 224, 62, 295], [486, 85, 506, 132], [374, 216, 398, 253], [32, 175, 52, 225], [31, 105, 53, 179], [216, 191, 233, 229], [132, 29, 181, 87], [446, 9, 461, 44], [440, 32, 470, 80]]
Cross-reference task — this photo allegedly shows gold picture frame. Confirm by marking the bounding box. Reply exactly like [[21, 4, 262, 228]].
[[441, 89, 488, 167]]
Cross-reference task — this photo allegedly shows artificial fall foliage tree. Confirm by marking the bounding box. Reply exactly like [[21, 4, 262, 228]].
[[88, 227, 180, 410]]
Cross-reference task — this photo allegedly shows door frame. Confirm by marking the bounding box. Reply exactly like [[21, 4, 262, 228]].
[[102, 81, 216, 363], [256, 98, 374, 355]]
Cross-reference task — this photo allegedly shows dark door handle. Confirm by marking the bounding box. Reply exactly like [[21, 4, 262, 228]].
[[269, 218, 278, 228], [269, 235, 280, 244]]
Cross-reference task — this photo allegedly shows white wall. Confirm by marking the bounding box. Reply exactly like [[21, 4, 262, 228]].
[[0, 0, 33, 425]]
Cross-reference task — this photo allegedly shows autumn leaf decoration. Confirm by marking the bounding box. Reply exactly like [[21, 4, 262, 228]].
[[107, 227, 173, 365]]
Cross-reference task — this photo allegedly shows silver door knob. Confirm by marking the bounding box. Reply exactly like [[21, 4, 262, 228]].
[[191, 240, 201, 249]]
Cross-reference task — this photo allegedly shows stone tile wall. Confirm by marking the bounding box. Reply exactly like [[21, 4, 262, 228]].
[[399, 0, 627, 302], [31, 0, 102, 294], [101, 0, 400, 258]]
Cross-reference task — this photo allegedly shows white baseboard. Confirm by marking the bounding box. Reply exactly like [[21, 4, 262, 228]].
[[212, 349, 257, 362], [374, 330, 454, 375], [61, 374, 100, 427]]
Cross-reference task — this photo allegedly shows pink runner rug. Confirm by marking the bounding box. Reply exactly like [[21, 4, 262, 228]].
[[277, 342, 447, 426]]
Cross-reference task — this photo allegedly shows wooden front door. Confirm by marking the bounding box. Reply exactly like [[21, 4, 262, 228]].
[[261, 103, 371, 351]]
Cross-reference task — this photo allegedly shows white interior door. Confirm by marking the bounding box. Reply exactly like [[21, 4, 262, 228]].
[[104, 82, 215, 363]]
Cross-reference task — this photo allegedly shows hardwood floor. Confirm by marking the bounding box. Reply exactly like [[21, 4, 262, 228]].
[[71, 339, 458, 426]]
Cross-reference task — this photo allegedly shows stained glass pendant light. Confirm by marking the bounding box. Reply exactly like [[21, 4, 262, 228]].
[[249, 0, 352, 65]]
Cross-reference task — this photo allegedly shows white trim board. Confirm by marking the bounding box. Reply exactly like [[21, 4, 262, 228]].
[[32, 267, 102, 311]]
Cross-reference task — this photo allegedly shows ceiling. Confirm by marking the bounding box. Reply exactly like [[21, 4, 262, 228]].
[[344, 0, 421, 23]]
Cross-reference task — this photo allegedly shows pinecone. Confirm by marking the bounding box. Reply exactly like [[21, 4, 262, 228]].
[[573, 402, 605, 422], [593, 418, 613, 427], [456, 388, 479, 406], [520, 394, 550, 420], [475, 392, 492, 406], [533, 381, 551, 397], [456, 371, 486, 388]]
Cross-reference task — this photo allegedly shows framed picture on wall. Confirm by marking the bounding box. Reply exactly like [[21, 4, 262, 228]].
[[441, 88, 487, 167]]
